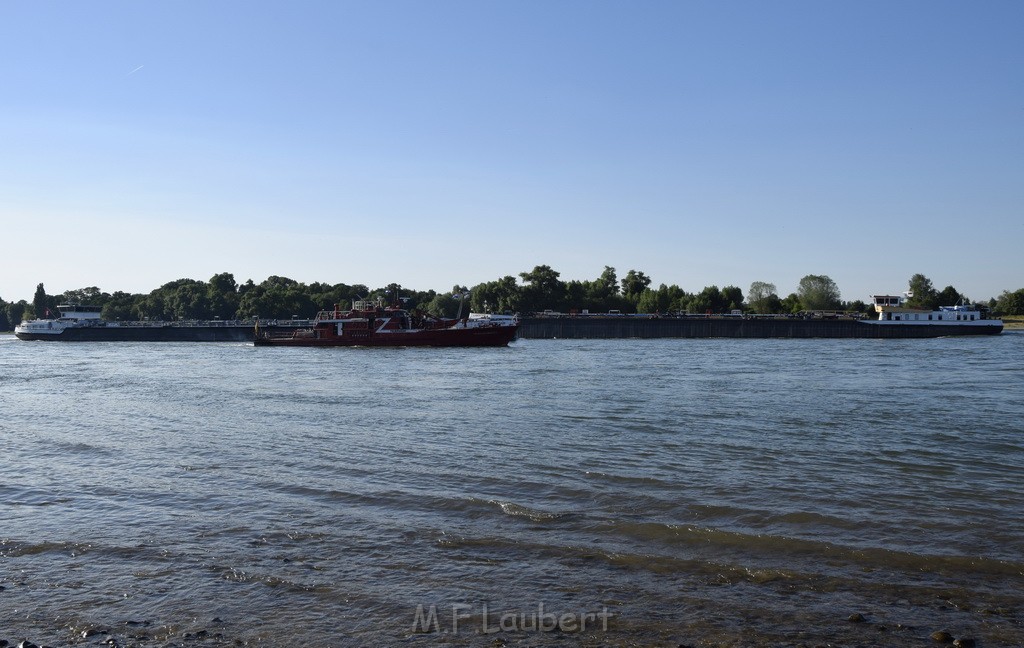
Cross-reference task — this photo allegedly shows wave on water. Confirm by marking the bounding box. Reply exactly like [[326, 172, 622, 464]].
[[489, 499, 570, 523]]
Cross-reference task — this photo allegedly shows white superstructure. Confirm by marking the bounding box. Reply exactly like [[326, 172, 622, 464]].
[[14, 304, 104, 337], [863, 294, 1001, 328]]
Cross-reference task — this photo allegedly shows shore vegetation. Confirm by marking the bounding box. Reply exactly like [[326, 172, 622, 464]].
[[2, 270, 1020, 329]]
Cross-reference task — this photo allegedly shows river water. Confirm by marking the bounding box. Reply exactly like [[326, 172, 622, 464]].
[[1, 333, 1022, 647]]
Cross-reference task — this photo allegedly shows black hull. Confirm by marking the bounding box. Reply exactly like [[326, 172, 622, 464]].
[[14, 324, 296, 342], [254, 325, 519, 347], [518, 317, 1003, 339]]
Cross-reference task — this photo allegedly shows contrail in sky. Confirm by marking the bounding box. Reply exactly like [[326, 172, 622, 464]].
[[127, 65, 144, 76]]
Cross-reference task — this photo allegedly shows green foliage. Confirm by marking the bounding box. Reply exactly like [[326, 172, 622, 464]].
[[167, 279, 211, 320], [519, 265, 567, 313], [621, 270, 652, 299], [906, 273, 939, 309], [742, 282, 786, 314], [563, 280, 586, 312], [59, 286, 107, 307], [845, 300, 872, 315], [9, 267, 1016, 324], [667, 287, 691, 313], [781, 293, 803, 314], [747, 281, 778, 313], [559, 267, 632, 313], [797, 274, 842, 310], [903, 275, 965, 310], [207, 272, 239, 319], [101, 292, 141, 321], [721, 286, 743, 312], [636, 283, 689, 314], [236, 276, 316, 320], [306, 282, 371, 312], [0, 297, 9, 331], [421, 292, 462, 318], [688, 286, 730, 314], [760, 294, 785, 314], [33, 283, 53, 319], [936, 285, 964, 306], [592, 266, 619, 301], [630, 284, 691, 314], [995, 288, 1024, 315], [469, 276, 521, 314]]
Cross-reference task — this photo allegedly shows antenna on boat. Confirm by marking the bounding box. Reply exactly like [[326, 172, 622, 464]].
[[454, 291, 470, 320]]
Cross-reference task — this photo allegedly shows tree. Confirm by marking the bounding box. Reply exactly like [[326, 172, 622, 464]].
[[906, 273, 939, 309], [101, 291, 142, 321], [236, 276, 315, 319], [666, 286, 691, 313], [0, 297, 9, 331], [635, 283, 686, 314], [936, 285, 964, 307], [469, 276, 521, 314], [378, 283, 405, 307], [136, 291, 168, 320], [781, 293, 802, 314], [166, 280, 211, 320], [207, 272, 239, 319], [721, 286, 744, 312], [688, 286, 728, 314], [995, 288, 1024, 316], [582, 266, 626, 312], [309, 282, 367, 313], [565, 279, 589, 311], [421, 292, 460, 318], [519, 265, 566, 312], [797, 275, 842, 310], [761, 294, 785, 314], [593, 266, 619, 299], [747, 281, 778, 313], [33, 283, 51, 319], [620, 270, 652, 299], [60, 286, 106, 307], [845, 300, 871, 315], [8, 300, 28, 325]]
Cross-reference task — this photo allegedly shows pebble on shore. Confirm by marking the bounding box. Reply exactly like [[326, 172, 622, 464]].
[[930, 629, 954, 643]]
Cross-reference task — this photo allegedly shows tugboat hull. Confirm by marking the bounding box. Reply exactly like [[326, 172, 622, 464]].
[[254, 324, 518, 347]]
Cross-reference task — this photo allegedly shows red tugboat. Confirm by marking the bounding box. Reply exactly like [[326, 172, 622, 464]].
[[253, 301, 519, 347]]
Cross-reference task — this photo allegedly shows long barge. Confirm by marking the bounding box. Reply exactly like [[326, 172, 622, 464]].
[[518, 295, 1003, 339], [14, 305, 299, 342], [517, 316, 1002, 339]]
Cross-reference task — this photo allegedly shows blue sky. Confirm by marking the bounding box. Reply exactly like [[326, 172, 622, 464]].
[[2, 1, 1021, 305]]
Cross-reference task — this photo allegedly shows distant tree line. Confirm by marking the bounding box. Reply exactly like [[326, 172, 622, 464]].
[[469, 266, 860, 315], [2, 269, 1022, 330]]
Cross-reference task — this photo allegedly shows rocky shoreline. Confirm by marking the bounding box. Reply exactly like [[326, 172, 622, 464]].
[[0, 619, 233, 648], [0, 612, 1001, 648]]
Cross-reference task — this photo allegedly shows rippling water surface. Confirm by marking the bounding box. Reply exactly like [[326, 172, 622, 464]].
[[2, 333, 1023, 647]]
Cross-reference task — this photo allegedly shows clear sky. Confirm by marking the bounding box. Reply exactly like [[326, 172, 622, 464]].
[[2, 1, 1021, 305]]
